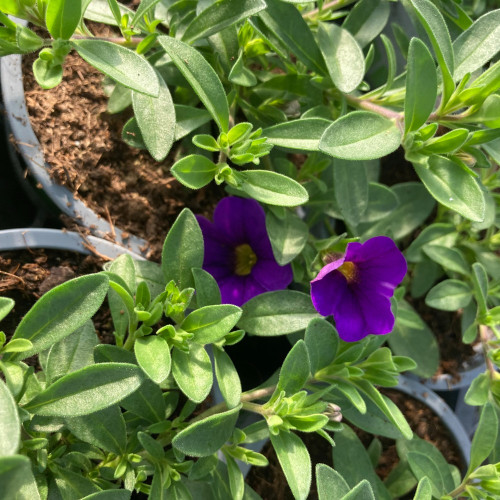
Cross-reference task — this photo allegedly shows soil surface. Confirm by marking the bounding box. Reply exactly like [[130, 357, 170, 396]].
[[245, 389, 464, 500], [1, 247, 113, 353], [21, 26, 223, 260]]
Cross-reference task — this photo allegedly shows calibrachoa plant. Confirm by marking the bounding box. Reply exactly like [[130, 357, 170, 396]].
[[1, 0, 500, 499]]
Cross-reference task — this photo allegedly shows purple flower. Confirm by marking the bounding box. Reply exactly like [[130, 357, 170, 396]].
[[310, 236, 407, 342], [197, 197, 293, 306]]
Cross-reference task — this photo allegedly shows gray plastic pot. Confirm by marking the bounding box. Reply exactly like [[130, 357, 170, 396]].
[[0, 42, 149, 257], [0, 227, 145, 261]]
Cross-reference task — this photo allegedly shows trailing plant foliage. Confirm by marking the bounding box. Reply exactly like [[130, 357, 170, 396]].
[[1, 0, 500, 498]]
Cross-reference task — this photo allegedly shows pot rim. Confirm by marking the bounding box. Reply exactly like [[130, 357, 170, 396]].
[[0, 227, 145, 261], [396, 374, 471, 467], [0, 35, 149, 257]]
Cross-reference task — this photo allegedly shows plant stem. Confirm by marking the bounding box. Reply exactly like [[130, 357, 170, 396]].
[[71, 35, 144, 47], [345, 94, 402, 122], [303, 0, 357, 19], [480, 324, 497, 378]]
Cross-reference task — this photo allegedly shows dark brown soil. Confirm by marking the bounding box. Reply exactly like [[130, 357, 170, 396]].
[[21, 27, 224, 260], [0, 248, 113, 350], [245, 389, 464, 500], [408, 295, 475, 382]]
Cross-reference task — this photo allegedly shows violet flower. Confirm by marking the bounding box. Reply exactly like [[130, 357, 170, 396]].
[[197, 197, 293, 306], [310, 236, 407, 342]]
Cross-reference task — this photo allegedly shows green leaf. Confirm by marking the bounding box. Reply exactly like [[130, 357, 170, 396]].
[[304, 318, 338, 375], [46, 320, 98, 383], [172, 344, 212, 403], [131, 0, 161, 26], [404, 38, 437, 134], [341, 480, 375, 500], [24, 363, 146, 416], [158, 36, 229, 132], [406, 451, 445, 498], [419, 128, 469, 154], [72, 40, 159, 96], [238, 291, 318, 336], [360, 183, 398, 223], [182, 305, 242, 344], [256, 0, 326, 74], [467, 402, 498, 475], [359, 183, 435, 241], [46, 0, 82, 39], [316, 464, 350, 500], [319, 112, 401, 160], [81, 491, 132, 500], [171, 155, 218, 189], [0, 297, 14, 322], [192, 268, 221, 307], [121, 379, 167, 424], [135, 335, 171, 384], [173, 405, 241, 457], [425, 279, 472, 311], [332, 426, 391, 500], [318, 23, 365, 93], [333, 159, 369, 227], [182, 0, 266, 43], [213, 347, 241, 409], [414, 156, 485, 222], [8, 274, 108, 361], [270, 430, 311, 500], [108, 254, 136, 294], [464, 372, 490, 406], [174, 105, 212, 140], [65, 405, 126, 454], [409, 0, 454, 104], [228, 52, 257, 87], [132, 73, 175, 162], [238, 170, 309, 207], [0, 455, 40, 500], [413, 477, 433, 500], [32, 56, 64, 89], [388, 300, 439, 378], [277, 340, 310, 396], [422, 245, 469, 274], [342, 0, 390, 48], [1, 338, 33, 354], [0, 380, 20, 456], [405, 223, 457, 263], [453, 9, 500, 81], [161, 208, 204, 290], [263, 118, 332, 152], [266, 209, 308, 265]]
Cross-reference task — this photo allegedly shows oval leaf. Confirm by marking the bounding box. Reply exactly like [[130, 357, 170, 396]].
[[171, 155, 218, 189], [24, 363, 146, 416], [319, 111, 401, 160], [213, 348, 241, 409], [239, 170, 309, 207], [182, 0, 267, 43], [238, 290, 318, 336], [263, 118, 332, 152], [181, 305, 242, 344], [318, 22, 365, 93], [135, 335, 172, 384], [172, 344, 212, 403], [405, 38, 437, 134], [72, 40, 159, 97], [158, 36, 229, 132], [0, 380, 20, 456], [414, 156, 485, 222], [9, 274, 108, 361], [46, 0, 82, 39], [173, 404, 241, 457], [132, 73, 175, 161], [425, 279, 472, 311]]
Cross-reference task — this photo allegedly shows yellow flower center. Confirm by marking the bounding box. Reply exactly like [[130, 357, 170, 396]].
[[234, 243, 257, 276], [338, 261, 358, 283]]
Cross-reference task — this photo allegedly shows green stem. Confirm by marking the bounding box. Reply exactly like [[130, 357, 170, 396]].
[[345, 94, 403, 122], [71, 34, 144, 47], [122, 331, 136, 351], [303, 0, 358, 19]]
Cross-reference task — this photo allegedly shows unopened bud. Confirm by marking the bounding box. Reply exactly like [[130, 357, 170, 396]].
[[325, 403, 342, 422]]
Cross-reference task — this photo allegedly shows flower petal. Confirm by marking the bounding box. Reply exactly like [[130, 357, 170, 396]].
[[213, 197, 268, 246], [310, 269, 346, 317], [355, 286, 396, 335], [219, 274, 267, 306], [252, 258, 293, 291], [331, 288, 367, 342]]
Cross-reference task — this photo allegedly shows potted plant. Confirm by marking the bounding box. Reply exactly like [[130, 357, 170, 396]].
[[1, 0, 500, 498]]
